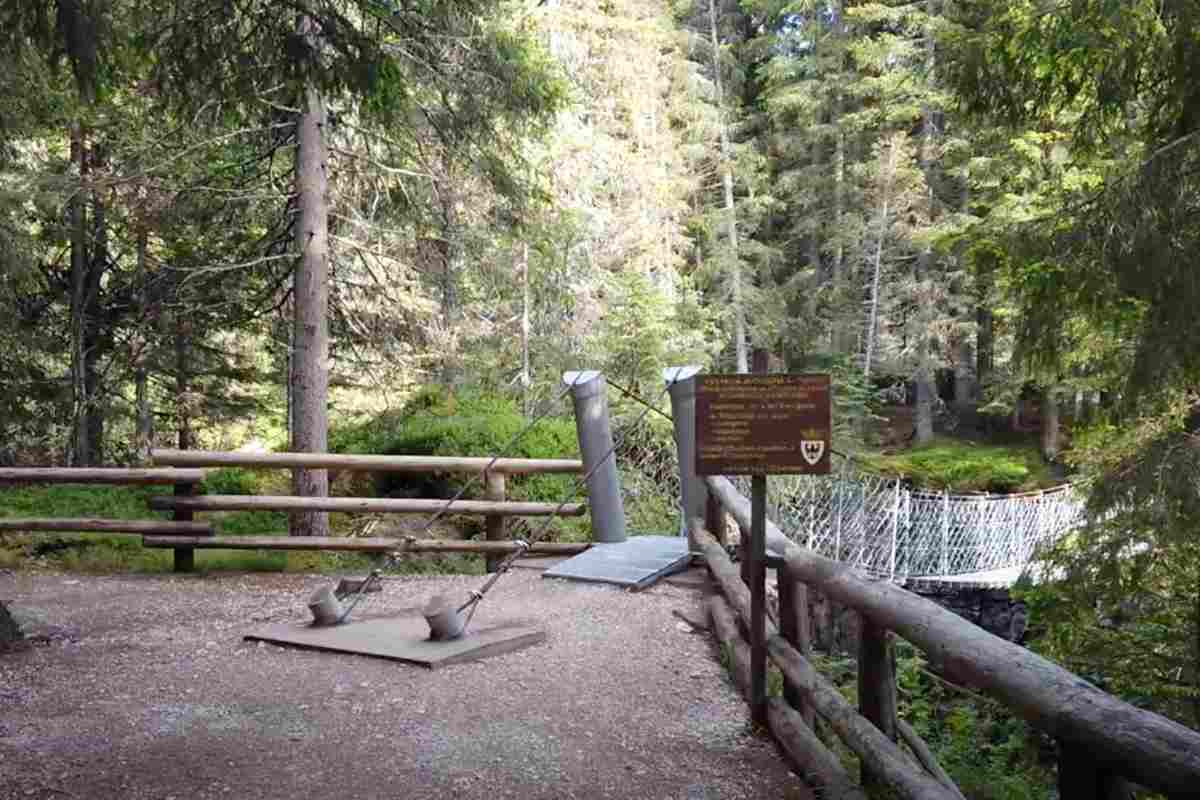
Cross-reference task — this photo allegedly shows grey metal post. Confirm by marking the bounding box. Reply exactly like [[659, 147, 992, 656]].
[[563, 371, 626, 544], [664, 366, 705, 538]]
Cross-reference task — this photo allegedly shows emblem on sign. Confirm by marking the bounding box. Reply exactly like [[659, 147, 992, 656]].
[[800, 440, 825, 466]]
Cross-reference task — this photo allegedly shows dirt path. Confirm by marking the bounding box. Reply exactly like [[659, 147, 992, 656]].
[[0, 567, 810, 800]]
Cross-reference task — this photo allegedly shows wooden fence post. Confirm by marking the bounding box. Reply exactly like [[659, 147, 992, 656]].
[[1057, 740, 1134, 800], [484, 470, 506, 573], [859, 617, 898, 791], [778, 563, 815, 728], [173, 480, 196, 573], [704, 492, 728, 547], [739, 526, 750, 586]]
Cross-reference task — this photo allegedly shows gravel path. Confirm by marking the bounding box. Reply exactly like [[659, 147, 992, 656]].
[[0, 567, 810, 800]]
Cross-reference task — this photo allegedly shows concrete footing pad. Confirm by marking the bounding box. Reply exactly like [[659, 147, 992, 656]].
[[244, 616, 546, 669]]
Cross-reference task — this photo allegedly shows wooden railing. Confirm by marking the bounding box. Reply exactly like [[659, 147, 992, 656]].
[[0, 468, 213, 571], [0, 453, 588, 573], [696, 475, 1200, 800], [149, 449, 586, 572]]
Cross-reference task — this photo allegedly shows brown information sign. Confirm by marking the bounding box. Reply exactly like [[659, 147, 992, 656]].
[[695, 374, 831, 475]]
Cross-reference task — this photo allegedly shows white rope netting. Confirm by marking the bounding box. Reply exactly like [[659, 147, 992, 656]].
[[734, 464, 1086, 580]]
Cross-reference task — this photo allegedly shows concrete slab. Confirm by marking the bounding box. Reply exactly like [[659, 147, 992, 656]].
[[543, 535, 690, 590], [243, 615, 546, 669]]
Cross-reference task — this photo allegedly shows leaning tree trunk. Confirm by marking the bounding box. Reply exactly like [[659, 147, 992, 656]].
[[290, 81, 330, 537]]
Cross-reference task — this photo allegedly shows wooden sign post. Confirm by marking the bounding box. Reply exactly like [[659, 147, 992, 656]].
[[695, 359, 832, 728]]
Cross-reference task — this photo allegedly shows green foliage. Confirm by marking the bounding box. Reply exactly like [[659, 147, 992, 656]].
[[809, 644, 1054, 799], [862, 436, 1056, 493], [1014, 398, 1200, 729], [332, 388, 579, 494], [588, 270, 719, 392], [331, 387, 586, 539], [200, 468, 262, 496], [0, 484, 169, 520], [893, 641, 1055, 799]]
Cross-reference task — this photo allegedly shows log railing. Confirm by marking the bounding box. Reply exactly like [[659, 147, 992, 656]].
[[151, 449, 587, 573], [697, 475, 1200, 800], [0, 468, 212, 572], [0, 455, 587, 574]]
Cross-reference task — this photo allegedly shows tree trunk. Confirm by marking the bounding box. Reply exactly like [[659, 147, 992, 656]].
[[976, 306, 994, 386], [863, 139, 898, 385], [290, 80, 330, 537], [709, 0, 747, 373], [953, 339, 974, 407], [913, 0, 939, 448], [1041, 386, 1060, 462], [439, 179, 460, 387], [915, 370, 935, 444], [134, 229, 152, 463], [175, 309, 192, 451], [69, 121, 91, 466], [520, 240, 531, 417], [84, 169, 108, 462]]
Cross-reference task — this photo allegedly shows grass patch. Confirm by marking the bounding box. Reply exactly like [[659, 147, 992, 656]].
[[862, 436, 1058, 493], [0, 484, 171, 520]]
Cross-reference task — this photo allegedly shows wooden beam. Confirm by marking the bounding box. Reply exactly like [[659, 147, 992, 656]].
[[898, 720, 967, 800], [0, 468, 207, 485], [1057, 739, 1134, 800], [710, 595, 866, 799], [173, 480, 196, 573], [151, 449, 583, 475], [699, 523, 958, 800], [706, 475, 792, 554], [141, 536, 590, 555], [858, 618, 899, 752], [148, 494, 586, 517], [0, 519, 212, 536], [484, 471, 506, 573], [692, 522, 774, 639], [776, 539, 1200, 796], [709, 594, 754, 697], [705, 474, 1200, 796], [768, 634, 962, 800], [778, 562, 815, 727], [770, 699, 869, 800]]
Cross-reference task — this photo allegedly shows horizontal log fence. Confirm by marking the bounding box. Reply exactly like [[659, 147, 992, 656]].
[[147, 450, 588, 572], [142, 536, 589, 556], [0, 518, 211, 536], [0, 467, 208, 572], [697, 475, 1200, 800], [0, 454, 588, 573], [150, 449, 584, 475], [0, 467, 208, 485], [147, 494, 585, 517]]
